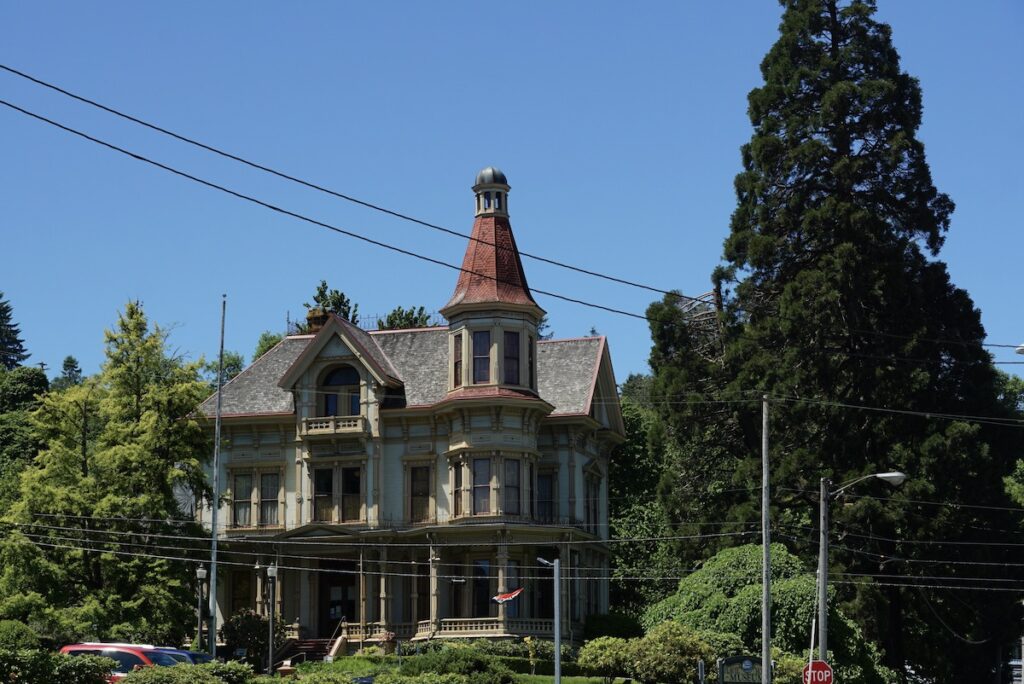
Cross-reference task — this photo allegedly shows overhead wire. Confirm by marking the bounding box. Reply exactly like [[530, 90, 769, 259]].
[[0, 63, 686, 301]]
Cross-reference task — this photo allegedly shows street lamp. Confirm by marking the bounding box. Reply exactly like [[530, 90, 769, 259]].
[[266, 564, 278, 675], [537, 557, 561, 684], [818, 471, 906, 664], [196, 565, 208, 649]]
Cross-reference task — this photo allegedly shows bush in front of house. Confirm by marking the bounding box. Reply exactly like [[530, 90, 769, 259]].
[[122, 664, 222, 683], [375, 674, 469, 684], [577, 636, 634, 683], [399, 647, 515, 684], [220, 609, 287, 672], [0, 619, 40, 649], [198, 659, 257, 684], [0, 649, 113, 684]]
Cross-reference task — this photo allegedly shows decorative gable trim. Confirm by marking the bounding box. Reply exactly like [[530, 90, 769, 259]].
[[277, 314, 401, 390]]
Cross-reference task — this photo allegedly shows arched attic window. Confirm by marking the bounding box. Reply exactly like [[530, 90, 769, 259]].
[[321, 365, 360, 417]]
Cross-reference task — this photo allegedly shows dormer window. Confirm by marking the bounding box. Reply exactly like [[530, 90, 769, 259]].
[[321, 365, 360, 416], [473, 331, 490, 384]]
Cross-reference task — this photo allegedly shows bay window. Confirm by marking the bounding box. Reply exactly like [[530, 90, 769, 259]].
[[504, 459, 521, 515], [472, 458, 491, 514], [504, 331, 520, 385], [473, 331, 490, 383]]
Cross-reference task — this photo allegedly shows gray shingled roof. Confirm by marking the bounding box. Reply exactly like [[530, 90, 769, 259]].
[[370, 328, 449, 406], [198, 330, 604, 417], [198, 336, 309, 417], [537, 337, 603, 415]]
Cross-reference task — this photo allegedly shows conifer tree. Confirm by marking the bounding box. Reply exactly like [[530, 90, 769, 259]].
[[648, 1, 1022, 678], [0, 292, 28, 370]]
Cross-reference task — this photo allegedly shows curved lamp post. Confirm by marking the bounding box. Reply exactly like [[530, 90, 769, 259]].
[[266, 564, 278, 675], [818, 471, 906, 664]]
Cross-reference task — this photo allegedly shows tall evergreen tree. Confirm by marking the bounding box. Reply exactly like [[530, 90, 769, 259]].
[[1, 301, 210, 643], [648, 1, 1022, 679], [49, 356, 83, 392], [0, 292, 29, 370]]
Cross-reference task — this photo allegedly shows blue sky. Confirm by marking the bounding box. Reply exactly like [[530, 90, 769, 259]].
[[2, 1, 1022, 383]]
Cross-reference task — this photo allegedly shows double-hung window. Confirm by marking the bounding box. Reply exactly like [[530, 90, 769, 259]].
[[472, 458, 491, 514], [313, 468, 333, 522], [341, 467, 361, 522], [504, 459, 521, 515], [504, 331, 520, 385], [232, 474, 252, 527], [536, 472, 555, 523], [410, 466, 430, 522], [473, 331, 490, 383], [259, 473, 279, 526], [453, 333, 463, 388], [453, 465, 464, 517]]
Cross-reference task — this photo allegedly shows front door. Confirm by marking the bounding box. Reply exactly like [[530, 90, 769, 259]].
[[319, 561, 358, 638]]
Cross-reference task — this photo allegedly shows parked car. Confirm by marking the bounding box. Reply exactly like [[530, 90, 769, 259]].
[[60, 643, 181, 682], [156, 647, 214, 664]]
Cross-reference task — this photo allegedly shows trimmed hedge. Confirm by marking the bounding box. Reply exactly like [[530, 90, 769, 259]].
[[0, 649, 112, 684], [0, 620, 40, 649]]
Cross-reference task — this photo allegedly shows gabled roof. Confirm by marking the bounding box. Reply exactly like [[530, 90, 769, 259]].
[[277, 314, 401, 390], [198, 336, 308, 418], [537, 336, 605, 416], [198, 328, 618, 429], [441, 215, 543, 315], [370, 327, 449, 406]]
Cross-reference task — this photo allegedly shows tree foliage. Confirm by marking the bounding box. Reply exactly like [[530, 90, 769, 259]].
[[50, 356, 83, 392], [0, 292, 28, 370], [202, 350, 245, 389], [0, 301, 210, 644], [0, 367, 48, 515], [643, 544, 894, 683], [646, 1, 1023, 679], [377, 306, 431, 330], [252, 331, 284, 362], [302, 280, 359, 326]]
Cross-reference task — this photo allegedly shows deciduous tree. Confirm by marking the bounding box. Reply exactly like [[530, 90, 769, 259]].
[[377, 305, 431, 330]]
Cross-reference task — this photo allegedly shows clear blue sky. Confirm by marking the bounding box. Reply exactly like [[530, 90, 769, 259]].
[[2, 2, 1022, 383]]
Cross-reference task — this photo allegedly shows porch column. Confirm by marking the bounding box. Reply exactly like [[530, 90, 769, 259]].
[[359, 549, 367, 630], [379, 548, 389, 626], [429, 540, 440, 632], [299, 565, 310, 637], [496, 542, 508, 623]]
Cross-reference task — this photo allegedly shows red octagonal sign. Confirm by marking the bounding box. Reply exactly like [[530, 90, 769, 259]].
[[803, 660, 834, 684]]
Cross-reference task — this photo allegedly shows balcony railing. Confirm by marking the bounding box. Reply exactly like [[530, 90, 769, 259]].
[[410, 617, 556, 640], [301, 415, 369, 438]]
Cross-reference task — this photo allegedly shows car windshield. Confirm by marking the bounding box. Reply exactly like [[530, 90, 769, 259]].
[[142, 650, 182, 667], [163, 652, 189, 663], [188, 652, 213, 664]]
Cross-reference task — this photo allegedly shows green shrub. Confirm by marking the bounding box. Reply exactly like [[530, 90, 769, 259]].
[[0, 649, 113, 684], [399, 648, 514, 684], [0, 619, 40, 649], [582, 612, 643, 640], [297, 671, 358, 683], [577, 636, 633, 682], [629, 622, 715, 684], [375, 674, 468, 684], [198, 659, 256, 683], [220, 609, 286, 672], [51, 654, 117, 684], [122, 664, 221, 683]]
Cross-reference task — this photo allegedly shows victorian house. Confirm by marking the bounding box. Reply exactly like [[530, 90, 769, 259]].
[[198, 168, 624, 649]]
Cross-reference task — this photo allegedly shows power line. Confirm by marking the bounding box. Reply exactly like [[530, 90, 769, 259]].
[[0, 97, 653, 322], [0, 63, 687, 301]]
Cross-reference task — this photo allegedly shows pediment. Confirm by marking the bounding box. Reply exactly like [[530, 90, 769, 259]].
[[277, 314, 400, 390]]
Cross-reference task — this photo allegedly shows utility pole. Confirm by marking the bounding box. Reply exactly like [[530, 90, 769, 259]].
[[818, 477, 830, 663], [209, 295, 226, 656], [761, 395, 771, 684]]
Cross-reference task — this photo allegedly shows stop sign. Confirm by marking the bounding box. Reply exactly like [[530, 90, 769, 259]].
[[803, 660, 834, 684]]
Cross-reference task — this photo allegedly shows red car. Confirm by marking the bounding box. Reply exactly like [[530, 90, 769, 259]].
[[59, 643, 181, 681]]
